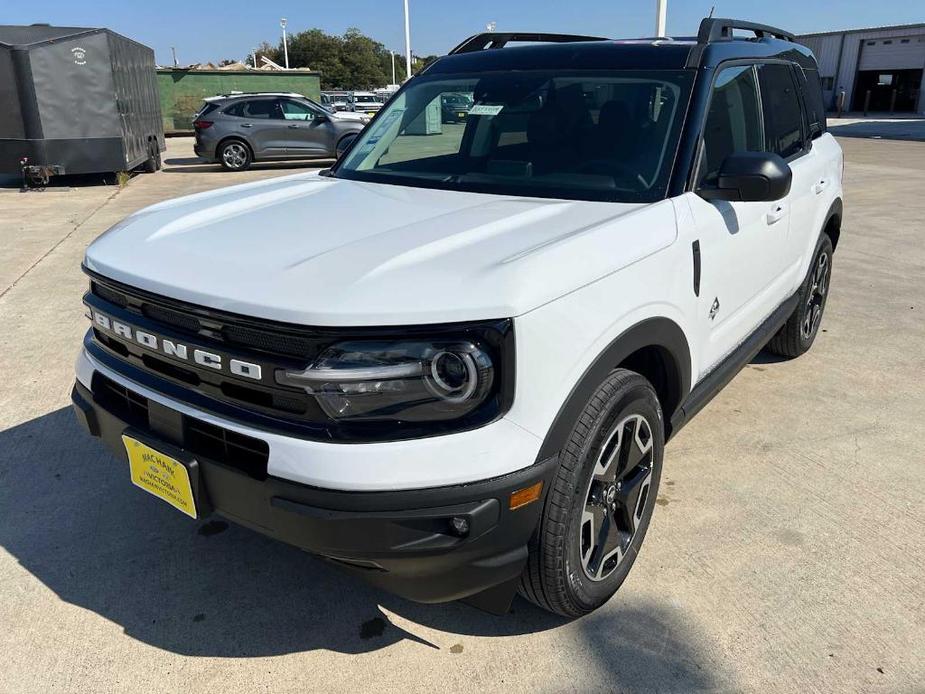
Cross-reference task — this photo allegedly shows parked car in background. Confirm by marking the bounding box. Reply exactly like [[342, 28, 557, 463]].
[[192, 93, 368, 171], [322, 91, 351, 111], [440, 92, 474, 123], [350, 91, 384, 115]]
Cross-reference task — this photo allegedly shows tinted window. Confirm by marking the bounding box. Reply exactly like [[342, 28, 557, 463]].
[[757, 64, 805, 158], [700, 65, 763, 184], [240, 99, 279, 119], [196, 102, 219, 118], [798, 68, 826, 138], [337, 70, 693, 203], [223, 101, 246, 117]]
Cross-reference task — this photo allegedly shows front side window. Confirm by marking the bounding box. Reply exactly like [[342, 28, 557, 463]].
[[335, 70, 693, 203], [279, 99, 316, 121], [700, 64, 763, 184], [757, 64, 805, 158]]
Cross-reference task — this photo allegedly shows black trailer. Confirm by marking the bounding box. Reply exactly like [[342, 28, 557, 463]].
[[0, 24, 164, 183]]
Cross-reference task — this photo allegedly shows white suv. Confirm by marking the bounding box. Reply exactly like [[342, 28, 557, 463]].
[[72, 19, 843, 617]]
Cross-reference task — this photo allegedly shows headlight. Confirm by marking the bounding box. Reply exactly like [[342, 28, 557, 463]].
[[276, 339, 496, 422]]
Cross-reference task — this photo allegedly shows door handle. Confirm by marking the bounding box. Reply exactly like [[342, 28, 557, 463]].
[[240, 123, 253, 128], [812, 180, 828, 195], [766, 204, 787, 225], [287, 124, 300, 129]]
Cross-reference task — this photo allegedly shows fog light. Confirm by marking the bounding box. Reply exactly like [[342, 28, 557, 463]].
[[449, 516, 470, 537]]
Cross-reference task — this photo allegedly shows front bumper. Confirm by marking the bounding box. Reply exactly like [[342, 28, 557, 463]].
[[71, 377, 557, 607]]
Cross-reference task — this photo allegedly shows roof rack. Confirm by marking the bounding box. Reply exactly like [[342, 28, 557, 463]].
[[696, 18, 794, 43], [448, 32, 608, 55]]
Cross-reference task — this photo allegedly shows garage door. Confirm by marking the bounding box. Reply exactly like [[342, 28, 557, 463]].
[[858, 36, 925, 71]]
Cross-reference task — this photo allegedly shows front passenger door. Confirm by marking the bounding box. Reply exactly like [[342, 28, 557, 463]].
[[686, 64, 792, 374], [278, 99, 333, 156]]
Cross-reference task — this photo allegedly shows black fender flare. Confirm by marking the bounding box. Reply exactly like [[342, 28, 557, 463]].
[[534, 317, 691, 462]]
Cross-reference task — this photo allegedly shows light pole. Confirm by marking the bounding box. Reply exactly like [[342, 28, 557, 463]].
[[280, 17, 289, 69], [390, 50, 396, 85], [403, 0, 412, 81], [655, 0, 667, 37]]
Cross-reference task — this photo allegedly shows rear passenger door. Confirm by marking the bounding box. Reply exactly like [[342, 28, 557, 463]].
[[755, 62, 825, 292], [686, 64, 792, 374], [232, 98, 286, 157]]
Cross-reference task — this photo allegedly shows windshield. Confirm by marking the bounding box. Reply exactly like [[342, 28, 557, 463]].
[[335, 70, 693, 202], [354, 95, 379, 103]]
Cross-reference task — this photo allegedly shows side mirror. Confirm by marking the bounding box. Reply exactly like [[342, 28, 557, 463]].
[[313, 113, 329, 123], [698, 151, 792, 202], [336, 133, 358, 159]]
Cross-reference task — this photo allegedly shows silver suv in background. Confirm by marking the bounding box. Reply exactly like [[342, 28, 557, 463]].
[[193, 93, 369, 171], [350, 91, 384, 115]]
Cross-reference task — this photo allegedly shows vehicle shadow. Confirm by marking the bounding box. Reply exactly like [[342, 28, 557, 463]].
[[0, 406, 718, 685]]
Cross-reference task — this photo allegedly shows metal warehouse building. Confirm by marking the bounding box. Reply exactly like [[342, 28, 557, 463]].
[[797, 23, 925, 114]]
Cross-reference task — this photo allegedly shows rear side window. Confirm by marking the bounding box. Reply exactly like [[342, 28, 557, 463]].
[[700, 65, 763, 184], [195, 102, 219, 119], [223, 101, 246, 117], [798, 68, 827, 138], [224, 99, 280, 119], [757, 64, 805, 158]]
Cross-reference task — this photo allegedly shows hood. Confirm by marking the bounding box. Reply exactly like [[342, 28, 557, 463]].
[[85, 174, 677, 326]]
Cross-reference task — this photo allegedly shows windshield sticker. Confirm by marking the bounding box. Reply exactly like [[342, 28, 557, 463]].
[[468, 104, 504, 117], [355, 109, 404, 157]]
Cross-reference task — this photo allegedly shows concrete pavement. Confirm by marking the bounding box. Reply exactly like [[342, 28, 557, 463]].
[[0, 137, 923, 693]]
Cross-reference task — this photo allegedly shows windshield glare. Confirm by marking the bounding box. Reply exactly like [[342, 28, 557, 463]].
[[336, 70, 692, 202]]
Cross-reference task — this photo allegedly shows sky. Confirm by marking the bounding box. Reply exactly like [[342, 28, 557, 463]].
[[4, 0, 922, 66]]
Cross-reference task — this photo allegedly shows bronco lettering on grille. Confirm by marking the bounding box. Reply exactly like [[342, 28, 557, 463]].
[[91, 310, 263, 381]]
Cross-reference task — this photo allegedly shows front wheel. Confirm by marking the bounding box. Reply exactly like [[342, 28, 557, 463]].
[[519, 369, 663, 617]]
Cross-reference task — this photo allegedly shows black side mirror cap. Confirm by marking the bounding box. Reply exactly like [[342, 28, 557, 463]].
[[697, 151, 792, 202]]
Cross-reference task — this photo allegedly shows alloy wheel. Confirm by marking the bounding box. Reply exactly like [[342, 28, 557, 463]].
[[801, 250, 830, 339], [222, 143, 248, 170], [579, 413, 654, 581]]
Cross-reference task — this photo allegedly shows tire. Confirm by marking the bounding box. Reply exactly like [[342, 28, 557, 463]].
[[766, 234, 834, 358], [141, 141, 161, 173], [219, 140, 252, 171], [519, 369, 664, 617]]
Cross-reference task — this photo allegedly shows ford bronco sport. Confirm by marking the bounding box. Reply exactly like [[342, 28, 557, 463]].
[[73, 18, 843, 617]]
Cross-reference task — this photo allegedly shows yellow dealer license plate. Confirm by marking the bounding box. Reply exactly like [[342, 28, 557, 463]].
[[123, 435, 197, 519]]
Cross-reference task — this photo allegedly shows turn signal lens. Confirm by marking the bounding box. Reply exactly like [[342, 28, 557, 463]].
[[509, 481, 544, 510]]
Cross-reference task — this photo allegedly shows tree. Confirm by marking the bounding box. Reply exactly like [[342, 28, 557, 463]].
[[246, 27, 402, 90]]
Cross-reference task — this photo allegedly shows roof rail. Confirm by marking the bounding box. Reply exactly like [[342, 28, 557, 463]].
[[448, 32, 608, 55], [696, 18, 794, 43]]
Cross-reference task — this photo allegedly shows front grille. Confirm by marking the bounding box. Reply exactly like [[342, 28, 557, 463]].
[[86, 276, 325, 422], [91, 281, 127, 308], [221, 323, 315, 358], [142, 303, 202, 333], [89, 280, 320, 360], [93, 372, 269, 479]]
